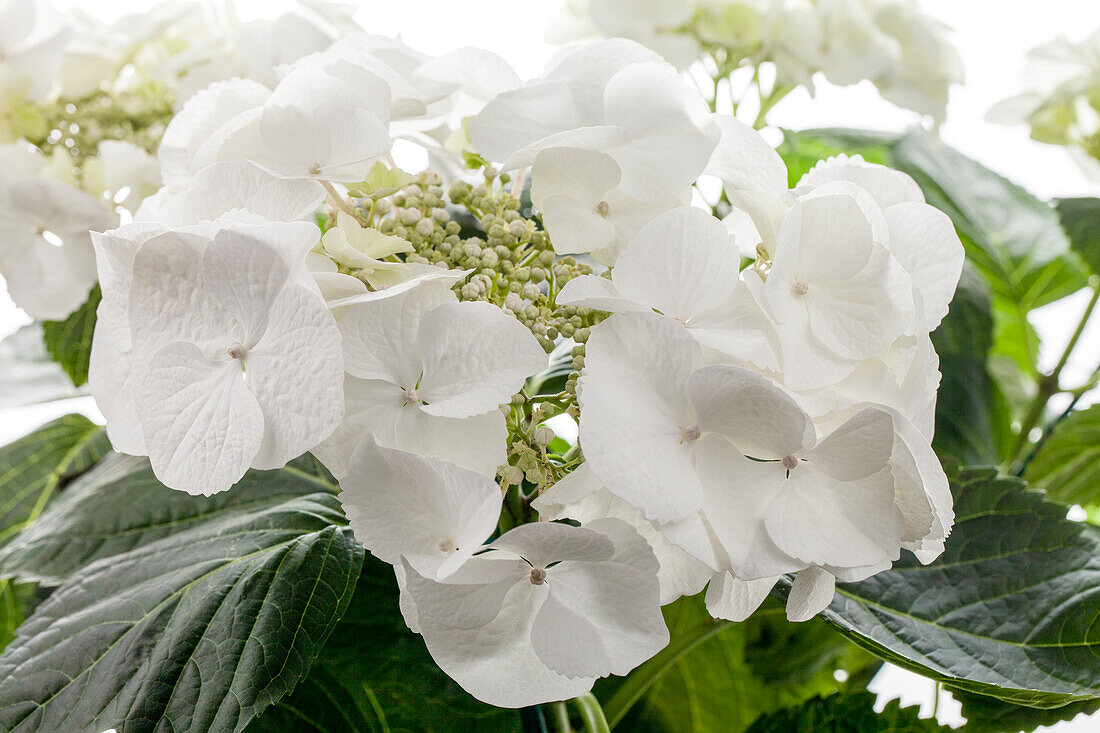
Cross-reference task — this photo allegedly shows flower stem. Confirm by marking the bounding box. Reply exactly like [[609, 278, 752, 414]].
[[319, 179, 357, 218], [549, 701, 573, 732], [1006, 281, 1100, 472], [571, 694, 610, 733]]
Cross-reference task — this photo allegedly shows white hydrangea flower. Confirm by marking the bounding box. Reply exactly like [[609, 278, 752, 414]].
[[402, 518, 668, 707], [314, 274, 547, 479], [0, 145, 116, 320], [469, 38, 718, 202], [529, 147, 686, 265], [217, 63, 393, 182], [89, 218, 343, 494], [577, 311, 952, 621], [557, 205, 779, 370], [533, 464, 712, 604]]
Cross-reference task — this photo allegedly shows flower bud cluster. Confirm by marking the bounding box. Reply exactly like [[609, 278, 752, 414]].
[[352, 171, 606, 354]]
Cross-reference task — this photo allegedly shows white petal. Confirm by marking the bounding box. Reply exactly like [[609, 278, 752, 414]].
[[555, 275, 643, 314], [705, 571, 778, 622], [796, 155, 923, 209], [807, 407, 894, 481], [489, 521, 615, 568], [341, 438, 502, 574], [579, 313, 704, 522], [415, 46, 522, 100], [695, 434, 805, 579], [613, 207, 741, 322], [468, 82, 579, 164], [337, 279, 457, 385], [687, 364, 812, 459], [786, 566, 837, 622], [883, 202, 964, 330], [246, 286, 344, 469], [602, 62, 718, 200], [417, 302, 547, 418], [706, 116, 788, 195], [405, 555, 528, 630], [531, 518, 667, 678], [134, 342, 263, 495], [412, 572, 594, 707], [159, 79, 271, 186], [765, 465, 903, 569], [533, 466, 712, 604]]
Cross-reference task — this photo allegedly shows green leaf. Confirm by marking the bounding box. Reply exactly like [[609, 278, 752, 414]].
[[0, 581, 36, 653], [929, 267, 1006, 465], [778, 130, 894, 187], [0, 325, 81, 409], [1025, 403, 1100, 509], [40, 285, 100, 387], [249, 554, 521, 733], [0, 454, 364, 733], [744, 692, 950, 733], [954, 689, 1100, 733], [0, 414, 109, 547], [1056, 197, 1100, 275], [776, 468, 1100, 708], [599, 595, 873, 732]]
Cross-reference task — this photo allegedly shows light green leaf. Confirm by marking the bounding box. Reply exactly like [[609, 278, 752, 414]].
[[0, 454, 363, 733], [41, 285, 100, 387], [249, 555, 522, 733], [777, 468, 1100, 708], [1056, 197, 1100, 275], [744, 692, 950, 733], [0, 414, 109, 547], [1025, 404, 1100, 509]]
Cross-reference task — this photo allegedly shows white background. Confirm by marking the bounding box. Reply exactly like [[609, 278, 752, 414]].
[[2, 1, 1099, 729]]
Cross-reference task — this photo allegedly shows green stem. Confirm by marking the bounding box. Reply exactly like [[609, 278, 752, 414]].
[[571, 693, 610, 733], [1006, 283, 1100, 472], [753, 83, 794, 130], [603, 618, 732, 728], [549, 701, 573, 733]]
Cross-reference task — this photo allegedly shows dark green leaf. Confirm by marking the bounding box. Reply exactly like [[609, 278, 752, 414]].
[[0, 414, 109, 547], [1025, 403, 1100, 509], [0, 581, 36, 653], [1056, 197, 1100, 275], [0, 325, 82, 408], [40, 285, 100, 387], [930, 267, 1007, 465], [0, 454, 364, 733], [744, 692, 950, 733], [777, 468, 1100, 708], [954, 689, 1100, 732], [250, 554, 521, 733]]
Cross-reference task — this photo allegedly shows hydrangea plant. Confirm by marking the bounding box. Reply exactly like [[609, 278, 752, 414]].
[[0, 2, 1097, 732]]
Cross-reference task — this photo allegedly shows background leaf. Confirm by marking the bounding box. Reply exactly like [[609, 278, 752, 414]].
[[0, 454, 364, 733], [597, 594, 875, 733], [953, 689, 1100, 733], [775, 468, 1100, 708], [0, 414, 109, 547], [249, 554, 522, 733], [743, 692, 949, 733], [1056, 197, 1100, 275], [1025, 403, 1100, 510], [40, 285, 100, 387]]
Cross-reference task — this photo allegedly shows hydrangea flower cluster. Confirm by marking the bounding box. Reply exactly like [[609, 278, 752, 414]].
[[989, 27, 1100, 180], [85, 32, 964, 708], [0, 0, 367, 320], [550, 0, 965, 121]]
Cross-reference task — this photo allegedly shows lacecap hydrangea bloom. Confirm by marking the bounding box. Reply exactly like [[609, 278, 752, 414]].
[[84, 32, 963, 708]]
